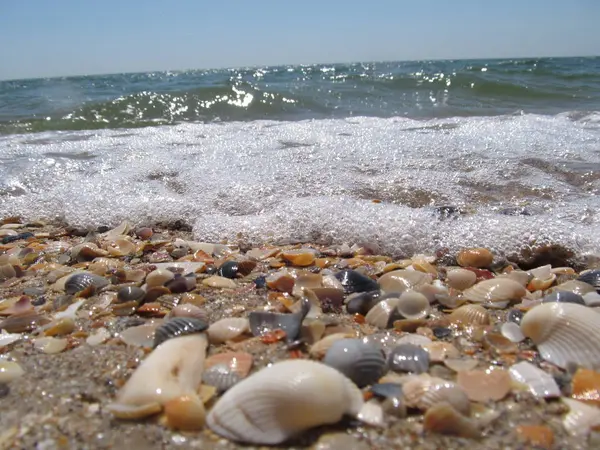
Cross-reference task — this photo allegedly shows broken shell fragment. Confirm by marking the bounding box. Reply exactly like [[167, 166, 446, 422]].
[[562, 398, 600, 437], [334, 270, 379, 294], [153, 317, 209, 348], [403, 375, 471, 416], [249, 297, 310, 343], [164, 394, 206, 431], [323, 339, 386, 387], [146, 269, 175, 287], [281, 249, 316, 267], [0, 360, 24, 383], [509, 361, 561, 398], [345, 290, 382, 315], [202, 275, 237, 289], [456, 368, 512, 402], [500, 321, 525, 343], [424, 402, 481, 439], [206, 360, 364, 445], [571, 368, 600, 407], [364, 297, 402, 329], [207, 318, 250, 344], [520, 302, 600, 369]]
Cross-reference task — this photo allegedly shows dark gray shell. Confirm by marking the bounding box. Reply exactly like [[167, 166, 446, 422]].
[[165, 274, 197, 293], [323, 338, 386, 387], [578, 270, 600, 293], [361, 332, 400, 357], [387, 343, 430, 374], [117, 286, 146, 303], [335, 270, 379, 294], [346, 290, 382, 315], [217, 261, 240, 279], [542, 291, 585, 305], [202, 364, 242, 392], [153, 317, 209, 348], [248, 297, 310, 343], [507, 308, 524, 324], [64, 272, 109, 295], [370, 382, 403, 399]]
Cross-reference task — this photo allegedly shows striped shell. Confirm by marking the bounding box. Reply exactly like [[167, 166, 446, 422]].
[[323, 339, 386, 387], [578, 269, 600, 293], [365, 297, 402, 328], [509, 361, 560, 398], [153, 317, 209, 348], [378, 270, 432, 294], [206, 360, 364, 445], [449, 304, 490, 325], [562, 398, 600, 437], [521, 303, 600, 369], [402, 374, 471, 416], [462, 278, 527, 307], [64, 272, 109, 295]]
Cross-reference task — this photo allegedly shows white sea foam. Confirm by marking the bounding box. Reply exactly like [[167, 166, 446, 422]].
[[1, 113, 599, 256]]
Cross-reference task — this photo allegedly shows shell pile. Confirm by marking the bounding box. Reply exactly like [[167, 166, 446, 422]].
[[2, 218, 600, 448]]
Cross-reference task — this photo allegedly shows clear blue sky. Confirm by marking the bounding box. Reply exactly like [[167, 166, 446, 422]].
[[1, 0, 598, 80]]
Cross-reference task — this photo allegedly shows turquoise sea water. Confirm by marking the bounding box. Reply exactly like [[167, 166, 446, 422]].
[[1, 57, 600, 256]]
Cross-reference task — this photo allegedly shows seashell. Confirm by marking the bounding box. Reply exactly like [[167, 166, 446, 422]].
[[205, 352, 253, 379], [0, 296, 32, 316], [446, 268, 477, 290], [321, 273, 344, 290], [106, 238, 136, 257], [153, 317, 208, 348], [70, 242, 108, 262], [395, 333, 433, 348], [515, 425, 555, 449], [313, 433, 370, 450], [456, 368, 512, 402], [571, 368, 600, 407], [334, 269, 378, 294], [103, 220, 131, 239], [202, 275, 237, 289], [119, 321, 162, 348], [417, 281, 450, 304], [501, 321, 525, 343], [578, 269, 600, 293], [281, 249, 316, 267], [44, 317, 75, 336], [33, 336, 68, 354], [345, 290, 382, 315], [310, 288, 345, 311], [0, 361, 25, 383], [370, 382, 403, 399], [0, 330, 22, 347], [423, 402, 481, 439], [553, 280, 595, 296], [202, 364, 242, 392], [397, 290, 430, 320], [527, 273, 557, 292], [583, 291, 600, 307], [562, 398, 600, 437], [152, 261, 206, 273], [357, 400, 385, 427], [249, 297, 310, 343], [117, 286, 146, 303], [393, 318, 428, 333], [387, 344, 430, 374], [483, 332, 518, 354], [507, 308, 524, 324], [86, 327, 111, 346], [146, 269, 175, 287], [142, 286, 171, 304], [54, 298, 86, 320], [64, 272, 109, 295], [463, 278, 527, 307], [456, 247, 493, 268], [424, 342, 460, 362], [108, 402, 162, 420], [444, 358, 478, 372], [542, 290, 585, 305], [206, 360, 364, 445], [520, 302, 600, 369], [449, 304, 490, 325], [217, 260, 255, 279], [323, 339, 386, 387], [497, 270, 531, 287], [310, 333, 355, 359], [509, 361, 561, 398], [107, 333, 208, 417], [168, 304, 209, 322], [300, 319, 326, 344], [0, 264, 17, 281], [403, 375, 471, 416], [136, 227, 154, 240], [365, 297, 402, 329], [207, 318, 250, 344], [0, 311, 50, 333], [164, 394, 206, 431], [378, 269, 432, 294], [165, 274, 197, 294]]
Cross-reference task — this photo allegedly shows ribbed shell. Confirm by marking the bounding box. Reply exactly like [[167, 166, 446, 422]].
[[462, 279, 527, 306], [207, 318, 250, 344], [202, 364, 242, 392], [521, 303, 600, 369], [334, 270, 379, 294], [449, 304, 490, 325], [206, 360, 364, 445], [562, 398, 600, 437], [446, 268, 477, 291], [578, 269, 600, 293], [64, 272, 109, 295], [378, 270, 432, 294], [509, 361, 560, 398], [387, 344, 430, 374], [323, 339, 386, 387], [365, 297, 402, 328], [153, 317, 208, 348], [402, 375, 471, 416]]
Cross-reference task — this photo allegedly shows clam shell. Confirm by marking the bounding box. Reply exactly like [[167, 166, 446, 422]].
[[0, 360, 25, 383], [334, 270, 378, 294], [562, 398, 600, 437], [206, 360, 364, 445], [387, 344, 430, 374], [520, 303, 600, 369], [107, 238, 136, 257], [578, 269, 600, 293], [423, 402, 481, 439], [500, 322, 525, 343], [397, 290, 430, 320], [365, 297, 402, 329], [168, 304, 209, 322], [323, 339, 386, 387], [202, 275, 237, 289], [165, 274, 197, 294], [553, 280, 595, 296], [146, 269, 175, 287], [248, 297, 310, 343], [463, 278, 527, 307], [449, 304, 490, 325], [117, 286, 146, 303], [456, 247, 493, 268], [378, 270, 432, 294], [403, 374, 471, 416], [207, 318, 250, 344], [446, 268, 477, 290], [64, 272, 109, 295], [456, 368, 511, 402], [509, 361, 560, 398], [571, 368, 600, 407], [395, 333, 432, 348], [164, 395, 206, 431], [71, 242, 108, 261], [153, 317, 209, 348], [345, 290, 382, 315], [542, 291, 586, 305], [310, 333, 355, 359]]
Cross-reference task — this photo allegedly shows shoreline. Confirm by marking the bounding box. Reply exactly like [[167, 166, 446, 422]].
[[1, 218, 599, 449]]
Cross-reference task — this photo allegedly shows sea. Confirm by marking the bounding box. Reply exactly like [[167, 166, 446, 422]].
[[1, 57, 600, 257]]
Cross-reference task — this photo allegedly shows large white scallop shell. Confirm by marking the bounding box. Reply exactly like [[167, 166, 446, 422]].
[[206, 360, 364, 445], [462, 278, 527, 307], [520, 303, 600, 369]]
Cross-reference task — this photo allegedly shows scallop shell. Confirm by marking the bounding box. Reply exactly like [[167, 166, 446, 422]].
[[402, 374, 471, 416], [446, 268, 477, 291], [323, 339, 386, 387], [397, 290, 430, 320], [153, 317, 209, 348], [64, 272, 109, 295], [387, 343, 430, 374], [509, 361, 560, 398], [334, 270, 379, 294], [365, 297, 402, 329], [206, 360, 364, 445], [449, 304, 490, 325], [520, 303, 600, 369], [378, 270, 432, 294], [207, 318, 250, 344], [462, 278, 527, 307]]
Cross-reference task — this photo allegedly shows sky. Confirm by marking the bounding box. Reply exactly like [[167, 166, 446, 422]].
[[1, 0, 598, 80]]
